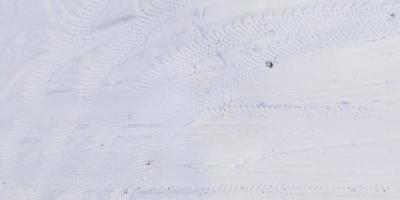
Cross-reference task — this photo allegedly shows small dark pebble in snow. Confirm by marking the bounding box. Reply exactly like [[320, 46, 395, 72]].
[[145, 160, 152, 166], [265, 61, 274, 68], [390, 13, 396, 18]]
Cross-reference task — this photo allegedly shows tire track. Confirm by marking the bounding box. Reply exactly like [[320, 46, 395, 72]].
[[76, 0, 195, 101], [2, 0, 400, 198], [133, 0, 400, 95], [8, 1, 110, 199], [20, 0, 109, 99], [118, 183, 400, 199], [59, 122, 172, 197], [203, 102, 371, 119], [205, 2, 400, 108]]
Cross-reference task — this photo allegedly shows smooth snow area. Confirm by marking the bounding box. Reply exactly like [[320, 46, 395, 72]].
[[1, 0, 400, 199]]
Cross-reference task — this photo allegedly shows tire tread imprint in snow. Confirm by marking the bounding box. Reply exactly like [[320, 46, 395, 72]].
[[76, 0, 195, 100], [134, 0, 400, 95]]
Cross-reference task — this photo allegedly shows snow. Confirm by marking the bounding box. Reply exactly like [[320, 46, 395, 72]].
[[1, 0, 400, 199]]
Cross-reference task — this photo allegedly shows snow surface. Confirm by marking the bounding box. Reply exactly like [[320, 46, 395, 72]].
[[1, 0, 400, 199]]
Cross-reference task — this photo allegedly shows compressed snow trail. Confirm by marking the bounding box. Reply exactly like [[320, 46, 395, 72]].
[[1, 0, 400, 199], [133, 0, 400, 95]]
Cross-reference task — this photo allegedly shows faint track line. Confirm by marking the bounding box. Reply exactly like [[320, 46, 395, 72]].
[[76, 0, 196, 101], [134, 0, 400, 95]]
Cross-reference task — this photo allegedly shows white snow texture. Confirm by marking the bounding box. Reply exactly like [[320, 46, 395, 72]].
[[1, 0, 400, 199]]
